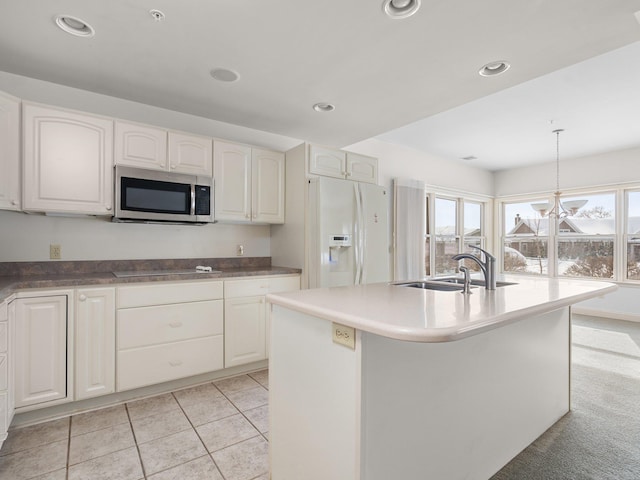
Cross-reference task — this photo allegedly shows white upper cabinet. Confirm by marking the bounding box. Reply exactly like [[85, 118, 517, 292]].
[[309, 145, 346, 180], [214, 141, 284, 224], [22, 103, 114, 215], [346, 152, 378, 184], [252, 148, 285, 223], [168, 131, 213, 176], [114, 121, 167, 171], [309, 145, 378, 184], [115, 122, 212, 176], [0, 91, 20, 211]]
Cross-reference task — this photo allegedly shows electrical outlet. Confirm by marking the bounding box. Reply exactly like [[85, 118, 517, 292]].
[[50, 244, 62, 260], [332, 322, 356, 350], [236, 244, 244, 256]]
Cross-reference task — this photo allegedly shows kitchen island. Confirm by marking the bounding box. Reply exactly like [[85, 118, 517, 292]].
[[266, 277, 616, 480]]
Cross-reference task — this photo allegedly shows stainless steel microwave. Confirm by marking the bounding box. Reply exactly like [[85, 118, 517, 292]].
[[114, 166, 214, 224]]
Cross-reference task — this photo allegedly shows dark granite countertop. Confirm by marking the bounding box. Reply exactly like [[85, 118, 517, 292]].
[[0, 258, 301, 303]]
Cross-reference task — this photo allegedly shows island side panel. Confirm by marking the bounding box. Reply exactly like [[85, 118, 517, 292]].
[[360, 307, 570, 480], [269, 305, 362, 480]]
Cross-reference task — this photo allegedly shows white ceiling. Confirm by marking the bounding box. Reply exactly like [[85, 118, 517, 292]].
[[1, 0, 640, 171]]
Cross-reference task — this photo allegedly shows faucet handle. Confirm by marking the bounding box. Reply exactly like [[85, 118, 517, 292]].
[[469, 245, 495, 261]]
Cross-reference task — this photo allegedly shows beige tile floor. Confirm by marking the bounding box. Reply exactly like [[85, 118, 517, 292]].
[[0, 370, 270, 480]]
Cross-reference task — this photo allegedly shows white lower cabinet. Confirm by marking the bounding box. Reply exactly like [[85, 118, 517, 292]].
[[75, 288, 115, 400], [0, 299, 13, 449], [116, 281, 224, 391], [14, 293, 70, 409], [224, 275, 300, 367], [225, 296, 266, 367]]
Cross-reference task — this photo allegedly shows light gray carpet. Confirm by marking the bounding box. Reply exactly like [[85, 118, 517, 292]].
[[491, 315, 640, 480]]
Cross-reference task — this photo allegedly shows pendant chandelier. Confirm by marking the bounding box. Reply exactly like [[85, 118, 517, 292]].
[[531, 129, 587, 219]]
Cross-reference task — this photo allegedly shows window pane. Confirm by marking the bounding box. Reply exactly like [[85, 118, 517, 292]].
[[464, 202, 482, 236], [425, 236, 431, 277], [463, 238, 483, 272], [435, 197, 457, 233], [503, 200, 549, 275], [558, 192, 615, 278], [559, 238, 614, 278], [435, 236, 460, 275], [627, 191, 640, 279]]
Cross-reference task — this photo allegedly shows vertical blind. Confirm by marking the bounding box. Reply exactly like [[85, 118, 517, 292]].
[[393, 178, 426, 281]]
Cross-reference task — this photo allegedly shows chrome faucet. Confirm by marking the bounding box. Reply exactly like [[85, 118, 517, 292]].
[[452, 245, 496, 290]]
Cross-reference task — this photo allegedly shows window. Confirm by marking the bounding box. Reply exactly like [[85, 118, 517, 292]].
[[558, 192, 615, 279], [434, 197, 459, 275], [503, 200, 549, 275], [627, 191, 640, 280], [426, 194, 486, 277]]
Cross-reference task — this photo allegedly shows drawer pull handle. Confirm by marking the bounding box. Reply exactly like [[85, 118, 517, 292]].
[[169, 360, 183, 367], [169, 321, 182, 328]]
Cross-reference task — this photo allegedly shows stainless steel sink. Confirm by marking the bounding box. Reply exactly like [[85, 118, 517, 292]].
[[394, 281, 472, 291], [433, 277, 518, 287]]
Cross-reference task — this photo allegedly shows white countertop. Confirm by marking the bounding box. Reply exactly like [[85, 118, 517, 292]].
[[267, 276, 617, 342]]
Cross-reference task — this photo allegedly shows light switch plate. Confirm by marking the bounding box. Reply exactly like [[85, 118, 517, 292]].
[[332, 322, 356, 350]]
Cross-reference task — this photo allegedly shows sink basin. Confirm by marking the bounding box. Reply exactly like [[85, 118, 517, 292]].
[[433, 277, 518, 288], [394, 281, 472, 291]]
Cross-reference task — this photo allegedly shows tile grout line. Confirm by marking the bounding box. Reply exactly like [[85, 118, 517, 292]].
[[66, 417, 71, 480], [125, 402, 148, 480], [171, 388, 231, 480]]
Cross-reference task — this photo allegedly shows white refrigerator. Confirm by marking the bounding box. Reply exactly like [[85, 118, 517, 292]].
[[307, 177, 389, 288]]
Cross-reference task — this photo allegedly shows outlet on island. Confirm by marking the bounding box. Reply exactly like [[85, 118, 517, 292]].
[[236, 244, 244, 256], [50, 244, 62, 260]]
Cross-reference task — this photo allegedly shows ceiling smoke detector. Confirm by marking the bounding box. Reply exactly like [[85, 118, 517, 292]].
[[149, 10, 165, 22], [210, 68, 240, 82], [54, 15, 95, 37], [312, 103, 336, 113], [383, 0, 421, 19], [479, 61, 511, 77]]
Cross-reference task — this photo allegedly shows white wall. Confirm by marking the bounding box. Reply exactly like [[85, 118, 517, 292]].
[[494, 146, 640, 197], [345, 138, 494, 197], [0, 71, 302, 262]]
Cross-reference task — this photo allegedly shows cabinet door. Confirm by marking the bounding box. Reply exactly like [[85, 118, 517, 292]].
[[346, 152, 378, 184], [214, 141, 252, 222], [0, 91, 20, 211], [114, 121, 167, 171], [252, 149, 285, 224], [23, 103, 114, 215], [168, 131, 213, 176], [309, 145, 346, 179], [14, 296, 68, 408], [75, 288, 115, 400], [224, 296, 266, 367]]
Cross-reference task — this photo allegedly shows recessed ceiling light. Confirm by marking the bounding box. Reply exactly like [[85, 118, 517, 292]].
[[382, 0, 421, 19], [54, 14, 95, 37], [312, 103, 336, 113], [210, 68, 240, 82], [478, 61, 511, 77]]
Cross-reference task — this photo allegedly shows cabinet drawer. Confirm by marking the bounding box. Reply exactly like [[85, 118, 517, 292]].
[[118, 300, 223, 349], [0, 354, 7, 390], [225, 278, 270, 298], [269, 276, 300, 294], [0, 323, 6, 353], [117, 281, 223, 308], [117, 335, 223, 391], [224, 276, 300, 298]]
